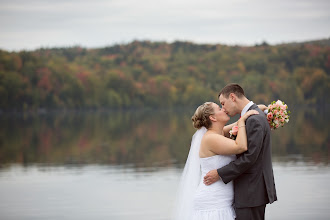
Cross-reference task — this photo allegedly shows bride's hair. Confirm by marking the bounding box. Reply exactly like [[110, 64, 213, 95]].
[[191, 102, 214, 129]]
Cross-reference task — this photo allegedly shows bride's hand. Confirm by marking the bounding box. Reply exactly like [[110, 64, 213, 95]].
[[257, 104, 268, 112]]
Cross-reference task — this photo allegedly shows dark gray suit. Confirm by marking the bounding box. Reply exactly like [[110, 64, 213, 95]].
[[217, 104, 277, 220]]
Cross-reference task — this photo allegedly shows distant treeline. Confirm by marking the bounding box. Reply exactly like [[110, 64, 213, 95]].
[[0, 39, 329, 111]]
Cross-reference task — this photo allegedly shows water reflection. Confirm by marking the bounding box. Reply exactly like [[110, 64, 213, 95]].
[[0, 106, 329, 220], [0, 162, 329, 220], [0, 106, 329, 168]]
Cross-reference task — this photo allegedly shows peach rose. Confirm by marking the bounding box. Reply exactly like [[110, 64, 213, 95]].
[[231, 125, 239, 136], [267, 112, 273, 120], [280, 105, 287, 110]]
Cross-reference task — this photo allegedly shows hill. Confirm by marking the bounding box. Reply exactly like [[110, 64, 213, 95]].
[[0, 39, 329, 111]]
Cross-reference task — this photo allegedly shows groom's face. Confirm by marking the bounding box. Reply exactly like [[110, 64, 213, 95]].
[[219, 94, 236, 117]]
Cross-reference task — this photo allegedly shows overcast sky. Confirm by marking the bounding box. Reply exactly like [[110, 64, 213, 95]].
[[0, 0, 329, 51]]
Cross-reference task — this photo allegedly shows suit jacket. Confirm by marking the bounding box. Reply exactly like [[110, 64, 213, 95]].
[[217, 104, 277, 208]]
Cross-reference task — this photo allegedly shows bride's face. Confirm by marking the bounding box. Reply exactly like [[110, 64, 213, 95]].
[[211, 103, 230, 123]]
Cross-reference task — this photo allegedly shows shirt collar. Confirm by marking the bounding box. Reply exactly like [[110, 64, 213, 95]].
[[241, 101, 254, 117]]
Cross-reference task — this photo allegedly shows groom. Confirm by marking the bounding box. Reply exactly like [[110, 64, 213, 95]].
[[203, 83, 277, 220]]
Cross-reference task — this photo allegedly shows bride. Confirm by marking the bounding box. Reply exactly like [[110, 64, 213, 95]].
[[174, 102, 262, 220]]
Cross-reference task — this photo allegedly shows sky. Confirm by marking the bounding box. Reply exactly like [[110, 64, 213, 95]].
[[0, 0, 329, 51]]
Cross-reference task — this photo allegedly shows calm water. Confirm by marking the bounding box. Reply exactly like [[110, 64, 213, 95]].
[[0, 106, 329, 220]]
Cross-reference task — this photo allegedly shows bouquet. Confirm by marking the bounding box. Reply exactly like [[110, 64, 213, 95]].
[[266, 100, 290, 130]]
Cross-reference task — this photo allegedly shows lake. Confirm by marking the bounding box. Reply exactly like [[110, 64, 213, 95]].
[[0, 106, 329, 220]]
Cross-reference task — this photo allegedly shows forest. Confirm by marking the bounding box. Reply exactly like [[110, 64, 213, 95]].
[[0, 39, 329, 111]]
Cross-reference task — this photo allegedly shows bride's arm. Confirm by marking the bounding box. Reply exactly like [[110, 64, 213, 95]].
[[208, 110, 259, 155], [202, 110, 259, 185], [257, 104, 268, 112], [223, 122, 237, 138], [224, 104, 267, 137]]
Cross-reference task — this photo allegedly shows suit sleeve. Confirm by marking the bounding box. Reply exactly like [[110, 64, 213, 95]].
[[217, 116, 264, 184]]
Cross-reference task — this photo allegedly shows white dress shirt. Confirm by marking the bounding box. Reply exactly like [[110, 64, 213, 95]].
[[241, 101, 254, 117]]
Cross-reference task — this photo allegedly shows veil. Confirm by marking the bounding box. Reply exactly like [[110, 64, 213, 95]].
[[173, 126, 207, 220]]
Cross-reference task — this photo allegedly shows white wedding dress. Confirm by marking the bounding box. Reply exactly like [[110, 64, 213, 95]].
[[191, 154, 236, 220], [173, 127, 236, 220]]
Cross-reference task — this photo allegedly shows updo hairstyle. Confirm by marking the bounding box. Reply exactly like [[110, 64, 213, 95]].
[[191, 102, 215, 129]]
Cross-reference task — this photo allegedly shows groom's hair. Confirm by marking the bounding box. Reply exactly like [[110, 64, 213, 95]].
[[218, 83, 245, 98]]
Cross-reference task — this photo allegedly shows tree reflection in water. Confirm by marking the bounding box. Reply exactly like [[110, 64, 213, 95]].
[[0, 106, 329, 168]]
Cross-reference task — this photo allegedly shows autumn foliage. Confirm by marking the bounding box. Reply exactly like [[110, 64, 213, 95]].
[[0, 39, 329, 111]]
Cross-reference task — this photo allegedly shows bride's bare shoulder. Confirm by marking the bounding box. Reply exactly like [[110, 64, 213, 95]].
[[202, 132, 225, 144]]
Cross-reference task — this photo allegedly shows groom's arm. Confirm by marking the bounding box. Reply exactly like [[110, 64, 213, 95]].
[[217, 116, 264, 184]]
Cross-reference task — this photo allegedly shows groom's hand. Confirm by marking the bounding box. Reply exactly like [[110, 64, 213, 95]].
[[203, 169, 220, 185]]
